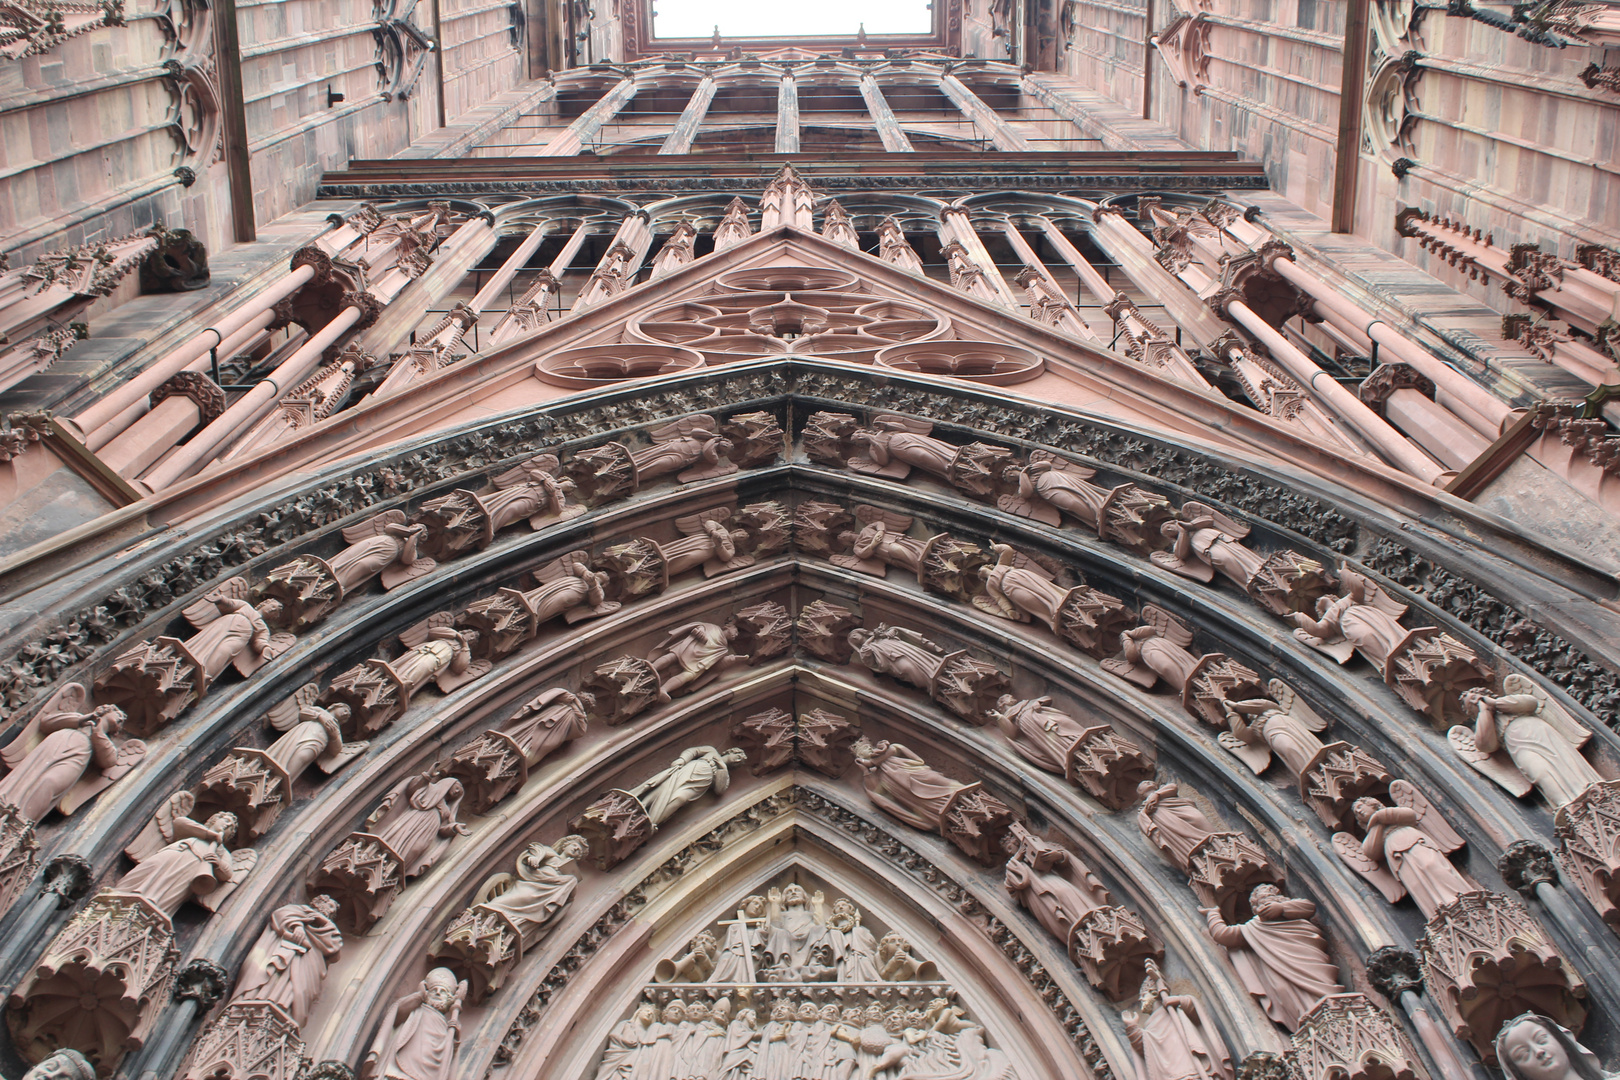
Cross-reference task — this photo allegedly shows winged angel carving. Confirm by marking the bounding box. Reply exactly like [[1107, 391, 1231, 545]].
[[1331, 781, 1471, 918], [0, 683, 143, 823], [120, 791, 257, 916], [1217, 680, 1328, 778], [1448, 674, 1603, 808]]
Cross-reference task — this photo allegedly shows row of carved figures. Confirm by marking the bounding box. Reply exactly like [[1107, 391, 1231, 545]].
[[0, 411, 787, 889], [796, 412, 1620, 918]]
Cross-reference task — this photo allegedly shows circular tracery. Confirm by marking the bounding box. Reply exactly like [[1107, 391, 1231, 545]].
[[874, 340, 1044, 384]]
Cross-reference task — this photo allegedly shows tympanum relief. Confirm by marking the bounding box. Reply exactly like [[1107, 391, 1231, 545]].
[[590, 877, 1016, 1080]]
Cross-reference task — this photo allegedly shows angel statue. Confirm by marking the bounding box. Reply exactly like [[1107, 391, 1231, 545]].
[[262, 688, 369, 782], [1122, 958, 1233, 1080], [1218, 681, 1329, 780], [0, 685, 143, 823], [633, 416, 737, 484], [847, 414, 958, 481], [975, 543, 1066, 624], [1103, 606, 1203, 692], [257, 510, 435, 628], [364, 967, 467, 1080], [115, 796, 254, 917], [1332, 783, 1472, 918], [625, 746, 747, 825], [1291, 570, 1419, 668], [393, 617, 487, 697], [664, 508, 754, 578], [1152, 503, 1266, 590], [1449, 675, 1603, 808], [1000, 451, 1114, 528], [829, 506, 926, 578], [484, 454, 584, 533], [176, 579, 294, 683]]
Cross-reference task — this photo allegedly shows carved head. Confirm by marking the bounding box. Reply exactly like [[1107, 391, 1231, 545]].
[[780, 884, 809, 907], [711, 997, 732, 1022], [207, 813, 238, 844], [852, 736, 876, 763], [635, 1003, 658, 1025], [662, 1002, 687, 1024], [884, 1011, 906, 1034], [829, 898, 860, 928], [21, 1050, 96, 1080], [798, 1001, 820, 1022], [821, 1003, 841, 1022], [842, 1007, 863, 1023], [554, 835, 590, 862], [735, 1008, 756, 1028], [771, 1001, 794, 1022], [1352, 797, 1384, 830], [722, 747, 749, 765], [1460, 686, 1492, 714], [310, 893, 340, 918], [686, 1002, 710, 1023], [846, 628, 873, 652], [92, 704, 127, 732], [1497, 1014, 1591, 1080], [422, 967, 459, 1012], [741, 895, 767, 917], [1136, 779, 1159, 801], [864, 1004, 885, 1024]]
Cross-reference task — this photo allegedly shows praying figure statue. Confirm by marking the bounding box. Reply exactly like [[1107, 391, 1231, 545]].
[[1291, 570, 1416, 668], [1495, 1013, 1613, 1080], [1152, 503, 1266, 590], [1450, 675, 1603, 808], [1333, 785, 1472, 918], [478, 835, 588, 951], [366, 774, 469, 879], [364, 967, 467, 1080], [115, 807, 252, 917], [1202, 885, 1342, 1032], [0, 687, 141, 823]]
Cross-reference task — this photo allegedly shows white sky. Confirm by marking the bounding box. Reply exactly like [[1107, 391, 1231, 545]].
[[652, 0, 932, 39]]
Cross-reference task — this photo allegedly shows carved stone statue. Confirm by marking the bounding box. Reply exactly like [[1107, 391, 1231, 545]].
[[323, 614, 491, 736], [363, 968, 466, 1080], [1450, 675, 1602, 807], [116, 806, 252, 917], [0, 686, 141, 823], [847, 414, 1019, 499], [200, 686, 367, 837], [446, 688, 591, 813], [848, 625, 1010, 724], [458, 552, 620, 660], [1104, 606, 1265, 726], [1202, 885, 1342, 1032], [312, 773, 468, 933], [17, 1051, 95, 1080], [988, 694, 1152, 809], [711, 896, 768, 983], [1219, 681, 1391, 831], [1293, 569, 1491, 723], [232, 894, 344, 1026], [1004, 823, 1159, 999], [852, 737, 1014, 864], [827, 899, 883, 983], [999, 450, 1175, 554], [571, 747, 748, 870], [256, 510, 435, 629], [1333, 785, 1471, 918], [437, 835, 587, 1001], [830, 506, 926, 577], [1496, 1013, 1611, 1080], [1152, 503, 1332, 617], [1123, 959, 1233, 1080], [764, 884, 829, 976], [650, 622, 749, 700], [663, 508, 755, 578], [1137, 781, 1281, 921], [95, 578, 295, 734], [979, 545, 1139, 657], [563, 415, 738, 505], [414, 454, 583, 560], [627, 746, 747, 825]]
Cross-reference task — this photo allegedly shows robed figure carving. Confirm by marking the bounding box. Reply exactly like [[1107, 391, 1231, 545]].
[[1202, 885, 1342, 1031], [765, 884, 829, 974], [1450, 676, 1602, 807], [852, 739, 965, 832], [1333, 784, 1471, 917], [231, 894, 344, 1026], [1292, 570, 1413, 667], [0, 685, 142, 822], [1123, 960, 1233, 1080], [710, 895, 768, 983], [120, 795, 255, 915], [364, 968, 466, 1080], [627, 746, 747, 825], [478, 836, 587, 950], [368, 774, 469, 878]]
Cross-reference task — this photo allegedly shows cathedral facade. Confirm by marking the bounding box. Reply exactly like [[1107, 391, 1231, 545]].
[[0, 1, 1617, 1079]]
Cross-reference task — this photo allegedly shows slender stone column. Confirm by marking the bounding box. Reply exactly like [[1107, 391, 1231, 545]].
[[660, 76, 717, 155], [572, 212, 652, 313], [859, 75, 914, 151], [997, 222, 1098, 338], [142, 295, 379, 487], [939, 208, 1020, 309], [1365, 947, 1475, 1080], [468, 220, 549, 316], [938, 72, 1032, 150], [1222, 297, 1444, 481], [100, 373, 227, 477], [775, 72, 800, 153], [538, 75, 638, 155], [72, 270, 307, 447]]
